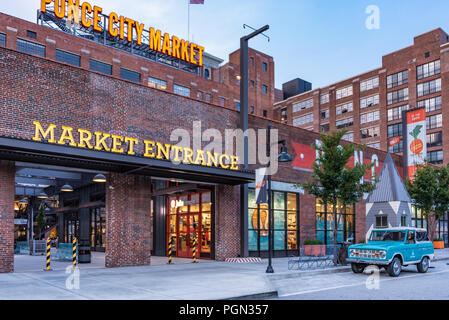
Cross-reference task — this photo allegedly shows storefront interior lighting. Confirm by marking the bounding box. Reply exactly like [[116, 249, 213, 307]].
[[37, 191, 48, 199], [60, 184, 73, 192], [93, 174, 107, 183], [19, 197, 28, 204]]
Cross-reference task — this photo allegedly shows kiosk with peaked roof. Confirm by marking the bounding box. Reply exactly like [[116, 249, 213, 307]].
[[365, 153, 412, 237]]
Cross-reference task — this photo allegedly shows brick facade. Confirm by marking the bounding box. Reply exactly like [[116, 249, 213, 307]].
[[105, 173, 152, 268], [0, 160, 15, 273]]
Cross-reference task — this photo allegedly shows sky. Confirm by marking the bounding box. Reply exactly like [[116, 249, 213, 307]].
[[2, 0, 449, 89]]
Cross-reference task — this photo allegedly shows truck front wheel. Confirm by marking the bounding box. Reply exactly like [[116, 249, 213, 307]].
[[351, 263, 365, 273], [387, 257, 402, 277]]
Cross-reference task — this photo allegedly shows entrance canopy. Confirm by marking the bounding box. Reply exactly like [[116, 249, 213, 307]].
[[0, 137, 254, 185]]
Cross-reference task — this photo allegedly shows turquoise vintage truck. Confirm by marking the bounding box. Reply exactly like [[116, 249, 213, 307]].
[[346, 227, 434, 277]]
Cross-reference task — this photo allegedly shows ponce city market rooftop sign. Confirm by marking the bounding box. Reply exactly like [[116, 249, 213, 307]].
[[40, 0, 205, 66]]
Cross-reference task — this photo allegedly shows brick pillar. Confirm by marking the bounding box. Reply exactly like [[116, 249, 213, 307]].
[[105, 173, 151, 268], [355, 201, 367, 243], [299, 193, 316, 246], [214, 185, 240, 261], [0, 160, 15, 273]]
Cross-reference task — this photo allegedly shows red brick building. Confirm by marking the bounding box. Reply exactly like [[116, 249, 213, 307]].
[[0, 5, 409, 273], [274, 29, 449, 167]]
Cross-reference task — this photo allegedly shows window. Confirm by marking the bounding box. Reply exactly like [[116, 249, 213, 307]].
[[427, 132, 442, 148], [320, 109, 329, 120], [262, 85, 268, 94], [426, 114, 442, 129], [411, 206, 426, 229], [26, 30, 37, 39], [263, 62, 267, 72], [336, 117, 353, 129], [293, 113, 314, 126], [360, 126, 380, 139], [250, 106, 254, 114], [387, 105, 408, 122], [417, 96, 442, 112], [360, 110, 380, 124], [387, 88, 408, 105], [342, 132, 354, 142], [360, 77, 379, 92], [55, 49, 80, 67], [204, 68, 210, 79], [263, 110, 268, 117], [360, 95, 379, 109], [320, 123, 330, 133], [387, 70, 408, 89], [387, 123, 403, 139], [236, 102, 240, 111], [336, 85, 353, 100], [417, 60, 440, 80], [197, 91, 203, 100], [248, 190, 299, 253], [281, 108, 287, 123], [17, 38, 45, 57], [0, 33, 5, 47], [336, 102, 353, 115], [427, 150, 443, 164], [120, 68, 141, 83], [250, 80, 254, 87], [316, 199, 355, 244], [219, 97, 225, 107], [292, 98, 313, 112], [320, 93, 330, 105], [205, 93, 211, 103], [250, 57, 254, 66], [367, 142, 380, 149], [417, 78, 441, 97], [148, 76, 167, 90], [401, 216, 407, 227], [375, 216, 388, 228], [389, 138, 403, 153], [174, 84, 190, 97], [89, 59, 112, 75]]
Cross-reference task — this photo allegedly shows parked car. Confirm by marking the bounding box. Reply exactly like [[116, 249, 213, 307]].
[[346, 227, 434, 277]]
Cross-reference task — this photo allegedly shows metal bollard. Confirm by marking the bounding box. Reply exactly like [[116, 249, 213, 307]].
[[192, 235, 198, 263], [45, 238, 52, 271], [72, 237, 77, 268], [168, 236, 174, 264]]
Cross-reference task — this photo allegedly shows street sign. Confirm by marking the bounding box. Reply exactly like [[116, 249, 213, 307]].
[[14, 219, 28, 225]]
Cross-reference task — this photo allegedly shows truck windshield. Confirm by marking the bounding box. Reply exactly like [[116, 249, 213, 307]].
[[369, 231, 406, 242]]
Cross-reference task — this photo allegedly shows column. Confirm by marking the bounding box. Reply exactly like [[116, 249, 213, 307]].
[[105, 172, 151, 267], [0, 160, 15, 273]]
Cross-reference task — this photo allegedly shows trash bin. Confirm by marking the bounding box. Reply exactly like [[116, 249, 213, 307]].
[[78, 239, 91, 263]]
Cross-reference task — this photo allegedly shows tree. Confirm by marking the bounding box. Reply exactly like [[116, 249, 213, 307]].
[[36, 202, 46, 240], [301, 130, 376, 264], [406, 163, 449, 241]]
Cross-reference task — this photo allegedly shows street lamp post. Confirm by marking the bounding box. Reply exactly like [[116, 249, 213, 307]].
[[266, 123, 292, 273]]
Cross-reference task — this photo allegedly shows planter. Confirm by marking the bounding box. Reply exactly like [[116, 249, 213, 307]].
[[304, 244, 326, 257], [433, 241, 444, 249]]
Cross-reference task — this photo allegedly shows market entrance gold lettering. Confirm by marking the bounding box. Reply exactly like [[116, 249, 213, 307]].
[[32, 122, 238, 170], [40, 0, 204, 66]]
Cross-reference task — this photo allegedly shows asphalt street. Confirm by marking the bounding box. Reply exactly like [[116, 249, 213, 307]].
[[273, 260, 449, 300]]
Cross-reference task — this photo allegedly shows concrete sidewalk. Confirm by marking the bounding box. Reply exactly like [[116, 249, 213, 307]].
[[2, 248, 448, 300]]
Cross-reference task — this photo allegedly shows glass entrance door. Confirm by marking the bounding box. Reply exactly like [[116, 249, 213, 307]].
[[177, 214, 189, 257], [189, 214, 199, 259]]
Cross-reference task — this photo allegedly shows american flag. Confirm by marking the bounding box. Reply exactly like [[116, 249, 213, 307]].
[[190, 0, 204, 4]]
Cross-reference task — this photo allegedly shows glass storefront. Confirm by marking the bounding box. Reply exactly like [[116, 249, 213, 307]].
[[64, 211, 79, 243], [248, 189, 299, 256], [90, 207, 106, 251], [412, 206, 448, 246], [167, 191, 212, 259], [316, 199, 355, 244]]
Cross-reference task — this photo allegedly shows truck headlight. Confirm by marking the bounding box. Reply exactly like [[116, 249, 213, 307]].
[[378, 250, 386, 259], [350, 249, 356, 257]]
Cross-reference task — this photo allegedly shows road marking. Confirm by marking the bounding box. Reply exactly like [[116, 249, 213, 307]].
[[280, 269, 449, 297]]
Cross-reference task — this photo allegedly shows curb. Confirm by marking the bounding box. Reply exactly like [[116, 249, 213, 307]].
[[266, 266, 351, 281], [224, 291, 278, 300], [433, 256, 449, 262]]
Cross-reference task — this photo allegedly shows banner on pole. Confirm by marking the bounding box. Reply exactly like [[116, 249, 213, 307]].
[[404, 108, 427, 180], [255, 168, 268, 204]]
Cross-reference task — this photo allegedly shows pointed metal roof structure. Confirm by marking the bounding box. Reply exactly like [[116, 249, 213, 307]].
[[366, 153, 411, 203]]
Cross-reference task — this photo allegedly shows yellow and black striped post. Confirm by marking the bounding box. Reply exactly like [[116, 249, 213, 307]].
[[45, 238, 51, 271], [192, 235, 197, 263], [72, 237, 77, 268], [167, 236, 174, 264]]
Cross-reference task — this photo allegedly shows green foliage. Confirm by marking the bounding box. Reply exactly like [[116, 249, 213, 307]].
[[433, 238, 443, 242], [301, 130, 376, 207], [358, 239, 366, 244], [304, 239, 324, 245]]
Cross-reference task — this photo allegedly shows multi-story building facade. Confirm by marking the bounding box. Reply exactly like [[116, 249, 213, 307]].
[[274, 28, 449, 165]]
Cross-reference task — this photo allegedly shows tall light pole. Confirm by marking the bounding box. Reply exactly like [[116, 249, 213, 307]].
[[265, 124, 292, 273], [240, 24, 269, 258]]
